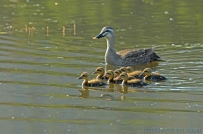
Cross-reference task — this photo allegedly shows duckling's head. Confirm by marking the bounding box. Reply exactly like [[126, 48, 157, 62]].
[[120, 67, 127, 72], [93, 26, 114, 40], [92, 67, 105, 76], [141, 68, 152, 77], [104, 70, 114, 79], [114, 69, 122, 77], [126, 66, 134, 73], [78, 72, 89, 80], [117, 72, 128, 81]]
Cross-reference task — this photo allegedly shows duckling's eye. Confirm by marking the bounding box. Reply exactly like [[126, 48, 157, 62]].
[[97, 69, 101, 72], [107, 73, 111, 75], [144, 71, 149, 73]]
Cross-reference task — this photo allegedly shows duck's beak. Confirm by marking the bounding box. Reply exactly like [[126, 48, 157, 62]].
[[93, 33, 104, 39]]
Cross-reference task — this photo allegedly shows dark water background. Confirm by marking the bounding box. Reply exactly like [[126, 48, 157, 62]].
[[0, 0, 202, 134]]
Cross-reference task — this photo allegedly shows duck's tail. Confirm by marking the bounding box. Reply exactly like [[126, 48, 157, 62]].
[[150, 52, 164, 62]]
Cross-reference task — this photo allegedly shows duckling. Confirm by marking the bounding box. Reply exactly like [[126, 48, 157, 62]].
[[93, 26, 162, 66], [114, 69, 122, 77], [117, 72, 148, 87], [120, 67, 127, 72], [113, 69, 123, 84], [92, 67, 107, 80], [78, 72, 106, 87], [104, 70, 121, 84], [126, 66, 144, 79], [140, 68, 167, 81]]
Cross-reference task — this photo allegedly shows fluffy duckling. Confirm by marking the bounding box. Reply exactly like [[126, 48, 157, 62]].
[[114, 69, 122, 77], [92, 67, 107, 80], [104, 70, 122, 84], [78, 72, 106, 87], [120, 67, 127, 72], [117, 72, 148, 87], [126, 66, 144, 79], [93, 26, 162, 66], [140, 68, 167, 81]]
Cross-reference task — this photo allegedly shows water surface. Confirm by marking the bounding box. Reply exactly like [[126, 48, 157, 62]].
[[0, 0, 203, 134]]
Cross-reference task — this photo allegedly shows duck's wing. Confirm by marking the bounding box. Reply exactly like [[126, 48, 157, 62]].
[[117, 48, 154, 59]]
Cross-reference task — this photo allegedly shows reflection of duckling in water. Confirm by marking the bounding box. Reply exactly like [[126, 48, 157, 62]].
[[140, 68, 167, 82], [104, 70, 121, 84], [126, 66, 144, 79], [78, 87, 89, 98], [117, 72, 148, 87], [92, 67, 107, 80], [78, 72, 106, 87]]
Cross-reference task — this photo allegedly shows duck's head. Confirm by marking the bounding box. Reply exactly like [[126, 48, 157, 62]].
[[120, 67, 127, 72], [92, 67, 105, 76], [140, 68, 152, 77], [93, 26, 114, 40], [114, 69, 122, 77], [126, 66, 134, 73], [117, 72, 128, 81], [104, 70, 114, 79], [78, 72, 89, 80]]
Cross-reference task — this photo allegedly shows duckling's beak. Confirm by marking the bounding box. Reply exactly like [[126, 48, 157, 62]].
[[93, 33, 104, 39], [139, 72, 144, 78], [78, 76, 82, 80], [92, 72, 97, 74]]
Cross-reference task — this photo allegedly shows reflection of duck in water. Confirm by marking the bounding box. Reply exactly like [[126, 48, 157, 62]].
[[126, 66, 144, 79], [93, 26, 162, 66], [117, 72, 148, 87], [78, 72, 106, 87], [92, 67, 107, 80], [140, 68, 167, 82]]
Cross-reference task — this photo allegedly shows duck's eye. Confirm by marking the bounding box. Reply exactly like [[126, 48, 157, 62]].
[[107, 73, 111, 75], [97, 69, 101, 72]]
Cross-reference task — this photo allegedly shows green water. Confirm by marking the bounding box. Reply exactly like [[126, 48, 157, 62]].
[[0, 0, 202, 134]]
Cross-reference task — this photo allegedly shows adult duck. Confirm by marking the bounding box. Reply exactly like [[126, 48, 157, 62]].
[[93, 26, 162, 66]]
